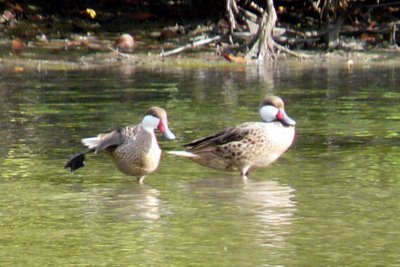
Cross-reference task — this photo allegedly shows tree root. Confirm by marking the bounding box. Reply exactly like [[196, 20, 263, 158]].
[[158, 0, 310, 61]]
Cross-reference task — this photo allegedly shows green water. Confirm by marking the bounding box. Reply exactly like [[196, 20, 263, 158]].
[[1, 62, 400, 266]]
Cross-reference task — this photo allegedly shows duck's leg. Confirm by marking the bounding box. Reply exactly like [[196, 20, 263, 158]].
[[240, 166, 250, 179], [137, 175, 146, 184]]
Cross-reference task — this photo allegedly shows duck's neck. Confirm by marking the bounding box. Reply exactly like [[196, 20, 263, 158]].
[[142, 115, 160, 134]]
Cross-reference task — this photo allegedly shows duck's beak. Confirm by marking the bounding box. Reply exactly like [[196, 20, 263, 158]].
[[158, 120, 176, 140], [277, 110, 296, 126]]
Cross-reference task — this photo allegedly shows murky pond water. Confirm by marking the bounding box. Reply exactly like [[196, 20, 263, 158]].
[[1, 60, 400, 266]]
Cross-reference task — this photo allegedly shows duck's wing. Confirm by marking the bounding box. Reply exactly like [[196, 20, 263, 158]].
[[96, 131, 123, 152], [82, 130, 122, 153], [82, 124, 142, 153], [184, 126, 250, 152]]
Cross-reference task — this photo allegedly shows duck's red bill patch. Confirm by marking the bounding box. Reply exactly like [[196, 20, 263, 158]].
[[276, 110, 284, 120], [158, 121, 165, 133]]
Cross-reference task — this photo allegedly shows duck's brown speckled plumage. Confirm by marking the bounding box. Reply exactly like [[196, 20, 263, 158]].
[[107, 124, 160, 178], [170, 96, 295, 177], [65, 107, 175, 183], [184, 121, 294, 175]]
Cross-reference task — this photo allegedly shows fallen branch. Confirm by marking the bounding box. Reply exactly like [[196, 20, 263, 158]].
[[106, 45, 131, 59], [272, 41, 310, 59], [160, 35, 221, 57]]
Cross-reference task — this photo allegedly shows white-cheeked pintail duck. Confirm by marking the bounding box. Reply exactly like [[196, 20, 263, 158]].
[[65, 107, 176, 183], [169, 95, 295, 177]]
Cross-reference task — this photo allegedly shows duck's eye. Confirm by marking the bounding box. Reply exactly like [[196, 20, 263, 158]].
[[147, 111, 158, 118]]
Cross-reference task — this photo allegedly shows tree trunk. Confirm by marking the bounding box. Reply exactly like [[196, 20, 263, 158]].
[[325, 10, 346, 49], [245, 0, 277, 61]]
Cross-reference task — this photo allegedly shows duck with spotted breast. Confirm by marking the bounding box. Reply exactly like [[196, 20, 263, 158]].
[[65, 107, 176, 183], [169, 96, 295, 177]]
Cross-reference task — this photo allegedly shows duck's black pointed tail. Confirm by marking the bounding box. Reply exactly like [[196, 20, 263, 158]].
[[64, 150, 92, 173]]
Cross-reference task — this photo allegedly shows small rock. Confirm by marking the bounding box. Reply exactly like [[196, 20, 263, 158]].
[[115, 33, 135, 51], [11, 38, 23, 53]]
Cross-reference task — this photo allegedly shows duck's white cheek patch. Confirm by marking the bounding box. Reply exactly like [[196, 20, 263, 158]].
[[142, 115, 160, 132], [259, 105, 278, 122]]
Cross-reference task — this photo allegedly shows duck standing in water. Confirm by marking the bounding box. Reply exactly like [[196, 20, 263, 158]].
[[169, 96, 295, 177], [65, 107, 176, 183]]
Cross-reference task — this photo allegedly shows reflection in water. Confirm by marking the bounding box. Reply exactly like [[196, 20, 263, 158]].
[[240, 179, 296, 248], [221, 74, 239, 107], [187, 177, 296, 249], [1, 143, 36, 180], [74, 184, 162, 222], [113, 185, 161, 221], [240, 180, 295, 226], [1, 64, 400, 266], [116, 64, 136, 78]]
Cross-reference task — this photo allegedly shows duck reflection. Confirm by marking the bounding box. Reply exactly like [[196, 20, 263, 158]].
[[186, 177, 296, 247], [112, 184, 161, 221], [75, 183, 162, 222], [239, 179, 296, 248], [240, 179, 296, 227]]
